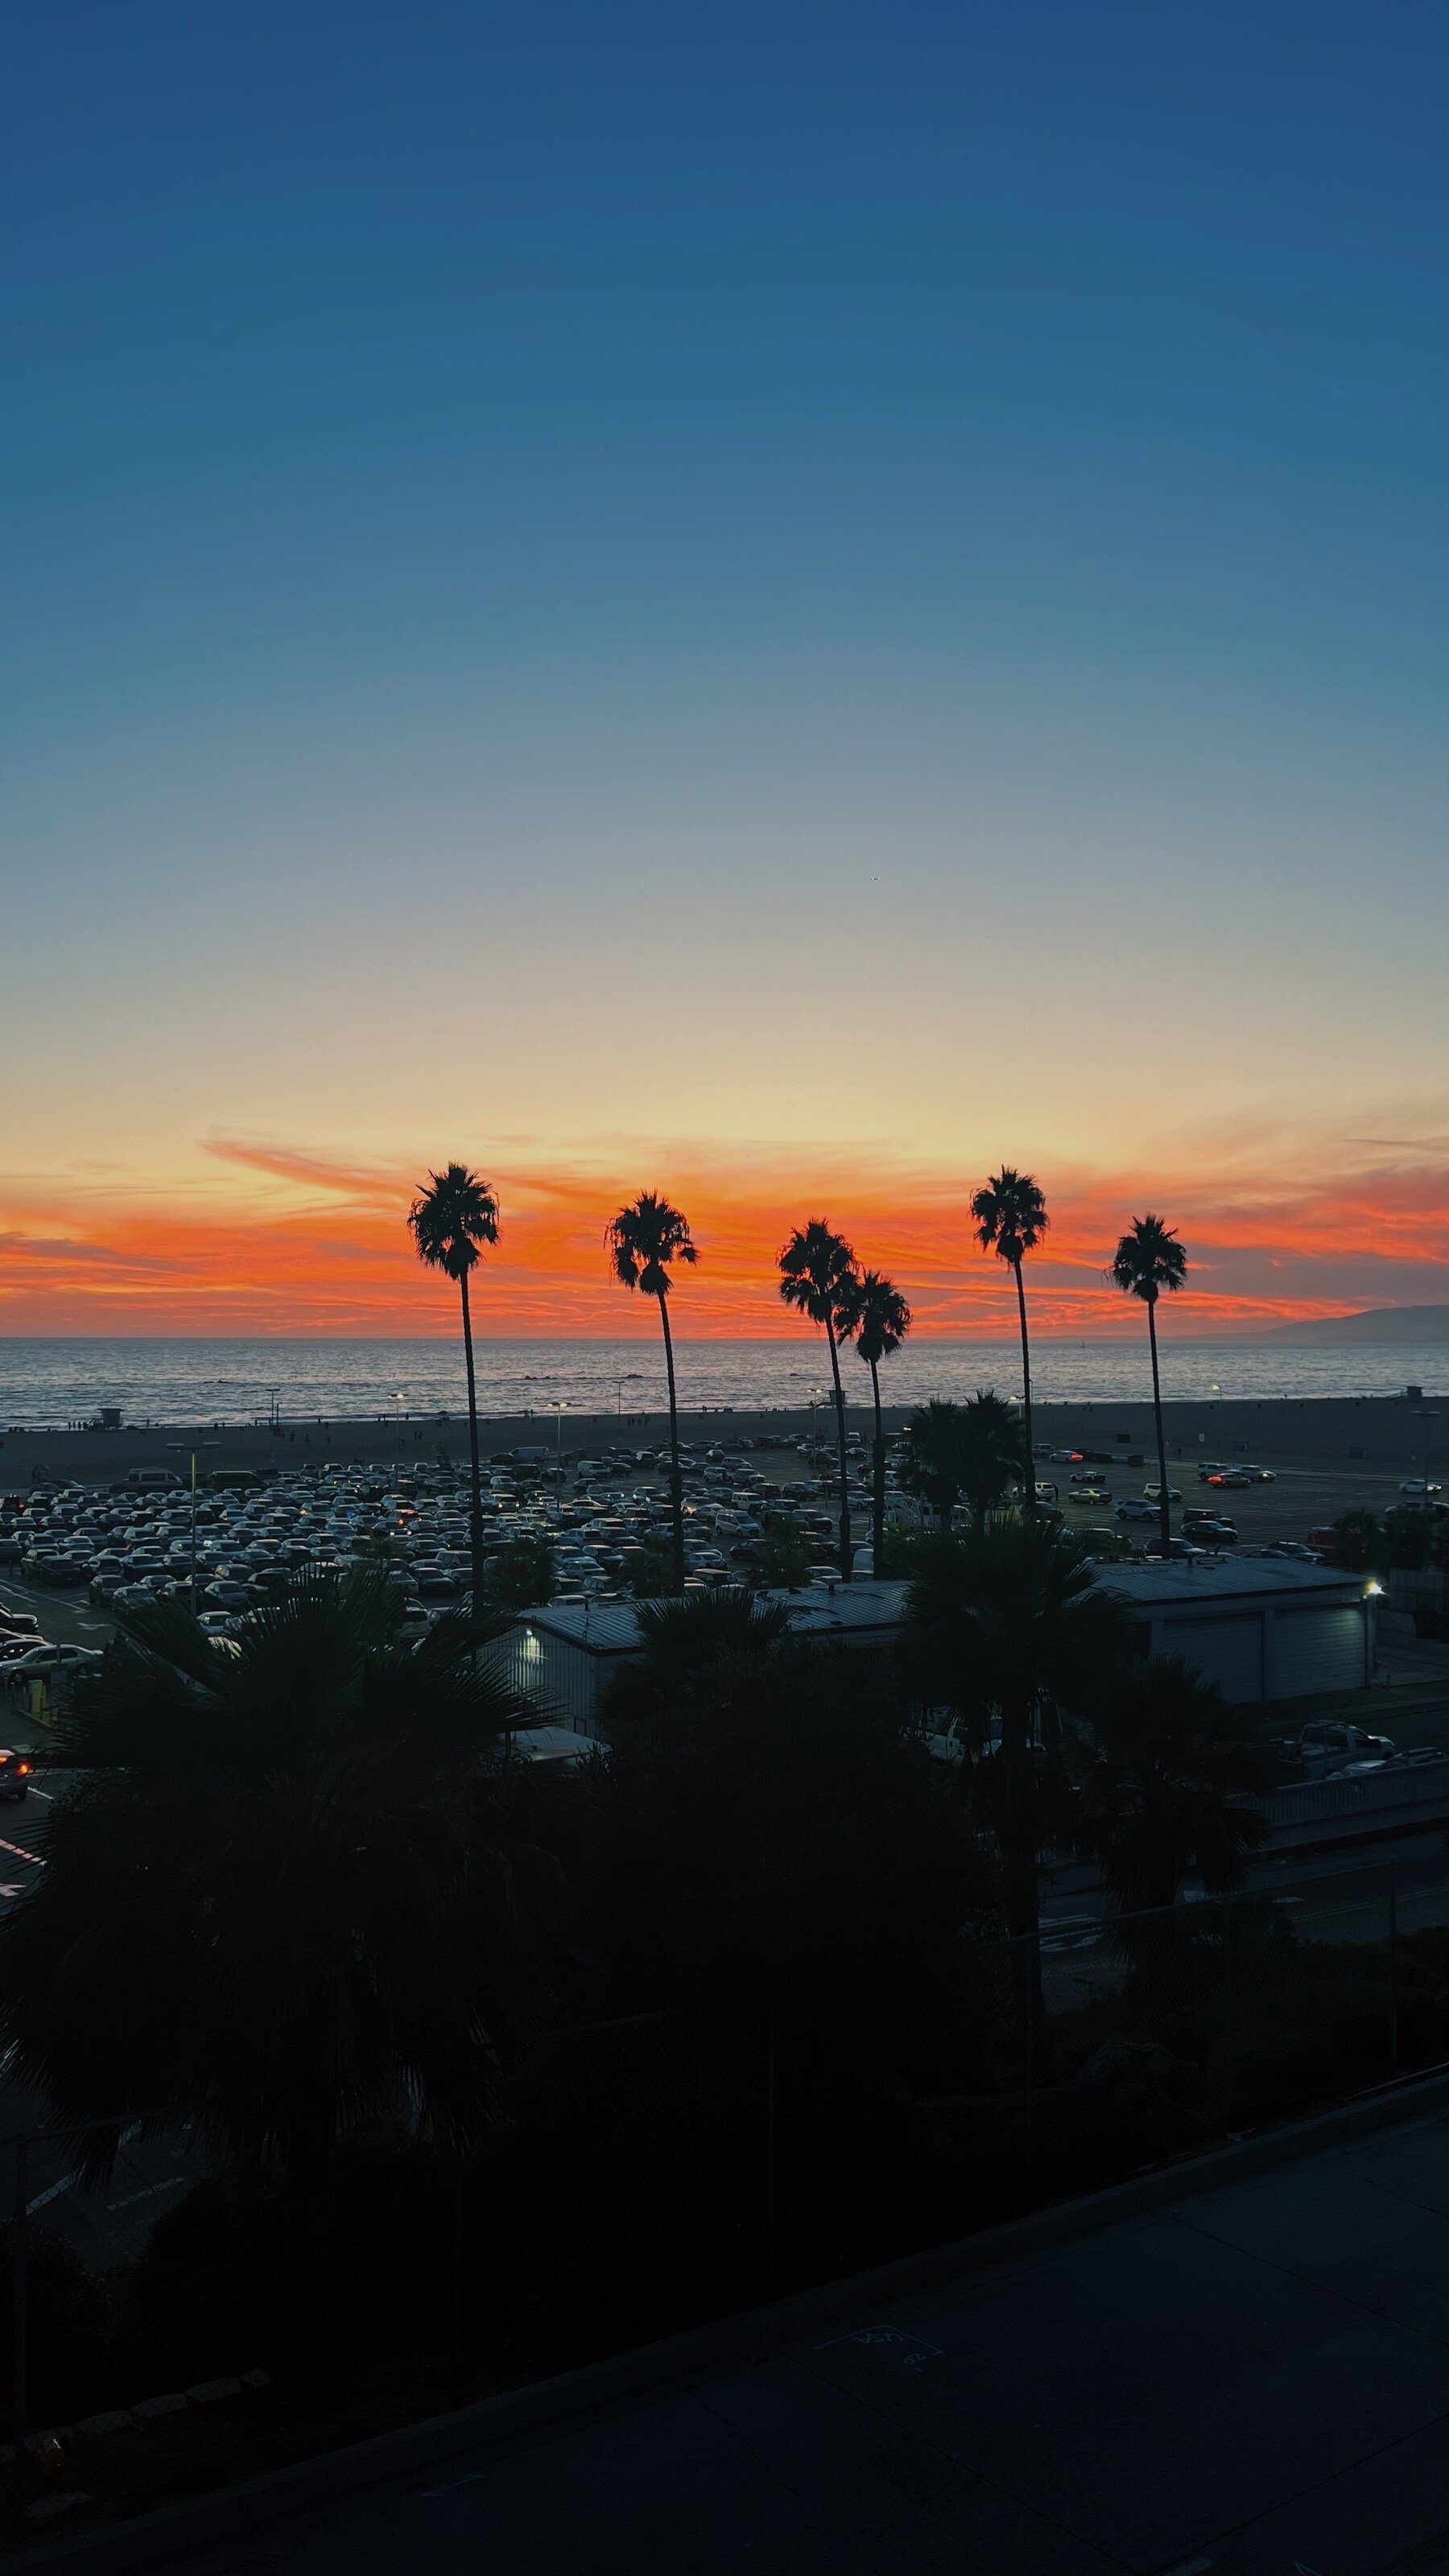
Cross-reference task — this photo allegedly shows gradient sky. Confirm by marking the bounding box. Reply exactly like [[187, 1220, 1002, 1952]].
[[5, 1, 1447, 1337]]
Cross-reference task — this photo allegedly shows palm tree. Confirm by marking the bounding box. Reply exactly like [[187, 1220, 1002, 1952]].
[[778, 1221, 860, 1583], [0, 1575, 547, 2172], [958, 1389, 1029, 1523], [1111, 1214, 1187, 1560], [1072, 1655, 1271, 1914], [852, 1271, 911, 1565], [905, 1515, 1132, 1945], [606, 1192, 698, 1594], [897, 1399, 971, 1532], [970, 1169, 1048, 1515], [408, 1163, 500, 1617]]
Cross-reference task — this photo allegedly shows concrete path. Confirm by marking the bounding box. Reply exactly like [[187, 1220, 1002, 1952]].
[[130, 2103, 1449, 2576]]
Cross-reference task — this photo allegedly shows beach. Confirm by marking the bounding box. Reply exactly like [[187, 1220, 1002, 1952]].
[[1, 1388, 1443, 1488]]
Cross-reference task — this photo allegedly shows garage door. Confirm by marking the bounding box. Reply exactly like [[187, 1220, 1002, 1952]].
[[1274, 1605, 1365, 1698], [1164, 1616, 1264, 1704]]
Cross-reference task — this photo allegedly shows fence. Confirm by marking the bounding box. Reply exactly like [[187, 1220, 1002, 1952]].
[[6, 1859, 1449, 2477]]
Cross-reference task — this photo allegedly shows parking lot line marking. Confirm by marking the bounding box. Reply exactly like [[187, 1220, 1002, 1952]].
[[0, 1837, 43, 1866]]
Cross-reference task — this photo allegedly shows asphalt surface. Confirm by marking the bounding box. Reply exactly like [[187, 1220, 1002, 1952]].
[[110, 2097, 1449, 2575]]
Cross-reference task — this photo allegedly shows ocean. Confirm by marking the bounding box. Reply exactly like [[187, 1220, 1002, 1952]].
[[0, 1338, 1443, 1429]]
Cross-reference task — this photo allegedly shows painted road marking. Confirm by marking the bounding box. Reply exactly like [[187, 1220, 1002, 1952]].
[[0, 1837, 43, 1866], [29, 2174, 80, 2213]]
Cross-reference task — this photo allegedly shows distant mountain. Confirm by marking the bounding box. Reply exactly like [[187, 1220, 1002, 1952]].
[[1260, 1306, 1449, 1346]]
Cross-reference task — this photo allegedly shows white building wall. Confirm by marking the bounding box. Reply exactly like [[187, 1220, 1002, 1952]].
[[1158, 1614, 1265, 1704]]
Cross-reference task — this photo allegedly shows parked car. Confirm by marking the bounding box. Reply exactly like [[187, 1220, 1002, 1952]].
[[1399, 1480, 1444, 1498], [4, 1644, 103, 1680], [1117, 1498, 1158, 1523], [1209, 1468, 1254, 1488], [1144, 1485, 1181, 1504], [0, 1749, 34, 1802]]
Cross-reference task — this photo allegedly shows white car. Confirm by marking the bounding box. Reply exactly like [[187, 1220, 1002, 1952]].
[[1399, 1480, 1443, 1497], [1117, 1497, 1158, 1523], [5, 1643, 103, 1678]]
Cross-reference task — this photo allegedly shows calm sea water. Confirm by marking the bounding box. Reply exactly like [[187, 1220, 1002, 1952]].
[[0, 1338, 1443, 1427]]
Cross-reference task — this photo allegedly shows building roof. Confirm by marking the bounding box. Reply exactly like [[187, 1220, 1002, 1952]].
[[514, 1579, 912, 1659], [513, 1562, 1368, 1660], [1094, 1558, 1369, 1612]]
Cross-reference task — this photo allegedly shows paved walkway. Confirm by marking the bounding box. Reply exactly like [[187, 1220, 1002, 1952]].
[[124, 2107, 1449, 2574]]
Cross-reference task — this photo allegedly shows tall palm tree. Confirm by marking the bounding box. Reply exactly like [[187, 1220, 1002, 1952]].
[[851, 1270, 911, 1565], [970, 1169, 1048, 1515], [408, 1163, 500, 1617], [606, 1192, 698, 1593], [1111, 1214, 1187, 1560], [0, 1575, 546, 2171], [778, 1220, 860, 1583]]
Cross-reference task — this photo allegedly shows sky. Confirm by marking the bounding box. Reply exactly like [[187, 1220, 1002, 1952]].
[[4, 0, 1447, 1339]]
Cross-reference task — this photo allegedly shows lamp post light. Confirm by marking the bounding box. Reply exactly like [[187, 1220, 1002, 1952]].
[[1413, 1409, 1440, 1493], [616, 1371, 642, 1418]]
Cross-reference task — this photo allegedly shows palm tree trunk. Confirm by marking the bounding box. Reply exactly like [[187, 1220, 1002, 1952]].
[[869, 1356, 886, 1567], [459, 1269, 485, 1620], [1013, 1258, 1036, 1517], [658, 1290, 685, 1593], [825, 1319, 852, 1582], [1147, 1294, 1170, 1559]]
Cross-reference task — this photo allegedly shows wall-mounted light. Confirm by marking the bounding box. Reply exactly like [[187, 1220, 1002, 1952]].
[[1365, 1580, 1385, 1597]]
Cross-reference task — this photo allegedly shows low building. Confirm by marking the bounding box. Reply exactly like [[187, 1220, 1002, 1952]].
[[498, 1560, 1377, 1728], [1093, 1558, 1377, 1704], [497, 1581, 910, 1730]]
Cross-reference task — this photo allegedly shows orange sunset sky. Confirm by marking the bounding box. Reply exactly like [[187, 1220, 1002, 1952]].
[[4, 1123, 1447, 1340]]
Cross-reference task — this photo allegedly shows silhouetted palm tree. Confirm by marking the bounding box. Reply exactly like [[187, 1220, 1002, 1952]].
[[905, 1515, 1132, 1946], [606, 1192, 698, 1593], [970, 1169, 1048, 1514], [1111, 1214, 1187, 1560], [409, 1163, 500, 1615], [897, 1399, 972, 1532], [958, 1389, 1029, 1524], [1073, 1654, 1270, 1913], [778, 1221, 860, 1582], [851, 1271, 911, 1564], [0, 1574, 546, 2171]]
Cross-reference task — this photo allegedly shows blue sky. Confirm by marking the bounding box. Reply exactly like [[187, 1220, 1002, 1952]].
[[3, 1, 1447, 1330]]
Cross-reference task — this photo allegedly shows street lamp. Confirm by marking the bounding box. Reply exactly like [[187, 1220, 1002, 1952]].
[[1413, 1409, 1440, 1492], [615, 1371, 643, 1418]]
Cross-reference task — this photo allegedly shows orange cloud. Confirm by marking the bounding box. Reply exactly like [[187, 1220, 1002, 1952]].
[[1, 1132, 1446, 1335]]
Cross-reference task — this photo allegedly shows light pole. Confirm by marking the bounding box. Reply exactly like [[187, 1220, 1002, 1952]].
[[616, 1371, 642, 1418], [1413, 1409, 1440, 1492], [543, 1401, 569, 1518]]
